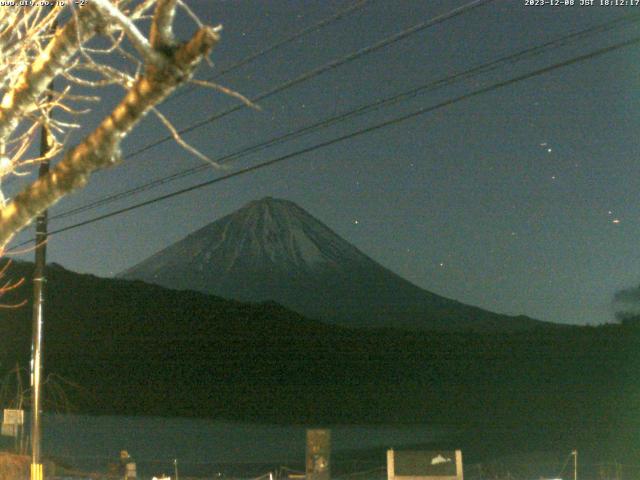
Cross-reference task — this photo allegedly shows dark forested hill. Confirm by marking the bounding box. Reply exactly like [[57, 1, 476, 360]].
[[0, 260, 638, 464]]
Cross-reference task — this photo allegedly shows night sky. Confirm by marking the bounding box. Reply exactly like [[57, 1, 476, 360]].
[[7, 0, 640, 326]]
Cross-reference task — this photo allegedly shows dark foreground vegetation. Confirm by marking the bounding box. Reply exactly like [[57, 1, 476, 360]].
[[0, 262, 638, 467]]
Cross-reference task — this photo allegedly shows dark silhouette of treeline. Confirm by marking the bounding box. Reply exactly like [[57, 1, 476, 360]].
[[0, 261, 637, 465]]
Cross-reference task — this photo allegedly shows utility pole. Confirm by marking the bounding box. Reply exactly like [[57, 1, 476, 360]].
[[30, 83, 53, 480]]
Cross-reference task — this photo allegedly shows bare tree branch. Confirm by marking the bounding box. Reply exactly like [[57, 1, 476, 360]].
[[91, 0, 164, 66], [0, 4, 223, 248], [151, 0, 179, 49], [0, 6, 101, 145]]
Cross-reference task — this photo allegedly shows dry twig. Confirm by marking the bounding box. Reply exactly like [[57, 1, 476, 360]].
[[0, 2, 229, 248]]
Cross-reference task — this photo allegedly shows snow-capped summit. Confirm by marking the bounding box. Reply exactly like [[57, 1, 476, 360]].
[[119, 197, 545, 331], [203, 196, 369, 271]]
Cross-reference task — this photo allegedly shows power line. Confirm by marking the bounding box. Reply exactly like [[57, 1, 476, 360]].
[[17, 34, 639, 246], [168, 0, 373, 102], [124, 0, 495, 160], [50, 0, 497, 220], [0, 1, 372, 193], [50, 12, 640, 221]]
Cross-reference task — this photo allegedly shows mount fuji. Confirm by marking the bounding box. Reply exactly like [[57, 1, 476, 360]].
[[119, 197, 547, 331]]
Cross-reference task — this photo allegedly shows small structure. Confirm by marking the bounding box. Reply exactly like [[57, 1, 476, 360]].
[[306, 429, 331, 480], [119, 450, 137, 480], [1, 409, 24, 438], [387, 450, 463, 480]]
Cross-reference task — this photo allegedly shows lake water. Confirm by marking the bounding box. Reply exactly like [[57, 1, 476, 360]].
[[11, 414, 448, 478]]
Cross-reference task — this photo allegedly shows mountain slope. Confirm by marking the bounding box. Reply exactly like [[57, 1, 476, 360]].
[[0, 261, 338, 418], [1, 261, 637, 467], [120, 197, 547, 331]]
